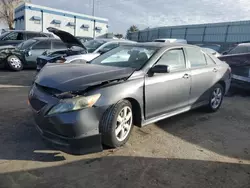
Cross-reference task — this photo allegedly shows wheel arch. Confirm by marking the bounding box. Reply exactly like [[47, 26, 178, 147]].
[[217, 80, 226, 94], [124, 97, 142, 127]]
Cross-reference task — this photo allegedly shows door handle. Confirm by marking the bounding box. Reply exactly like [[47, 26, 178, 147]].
[[183, 74, 190, 79], [213, 68, 218, 72]]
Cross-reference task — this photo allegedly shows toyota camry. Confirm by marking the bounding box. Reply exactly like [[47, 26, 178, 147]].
[[28, 42, 231, 154]]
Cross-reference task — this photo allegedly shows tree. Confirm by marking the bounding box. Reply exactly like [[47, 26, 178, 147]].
[[114, 33, 123, 39], [126, 25, 139, 39], [0, 0, 28, 29], [127, 25, 139, 34]]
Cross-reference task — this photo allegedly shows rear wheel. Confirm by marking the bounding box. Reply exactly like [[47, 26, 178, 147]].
[[206, 83, 224, 112], [100, 100, 133, 148], [7, 55, 23, 71]]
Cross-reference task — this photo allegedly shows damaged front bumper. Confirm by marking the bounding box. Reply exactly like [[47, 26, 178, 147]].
[[29, 84, 107, 155], [35, 123, 103, 155]]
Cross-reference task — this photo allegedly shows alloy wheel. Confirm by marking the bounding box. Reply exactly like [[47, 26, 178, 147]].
[[211, 88, 222, 109], [115, 106, 133, 142]]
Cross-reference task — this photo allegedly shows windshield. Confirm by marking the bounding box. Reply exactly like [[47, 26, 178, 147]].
[[16, 39, 37, 50], [83, 40, 107, 53], [228, 45, 250, 55], [90, 45, 158, 70]]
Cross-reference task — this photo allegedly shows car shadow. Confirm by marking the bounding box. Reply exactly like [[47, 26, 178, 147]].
[[226, 86, 250, 97], [0, 156, 249, 188], [155, 88, 250, 161]]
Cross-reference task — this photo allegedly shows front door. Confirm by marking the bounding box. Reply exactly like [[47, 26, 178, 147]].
[[145, 48, 191, 119], [26, 40, 51, 65]]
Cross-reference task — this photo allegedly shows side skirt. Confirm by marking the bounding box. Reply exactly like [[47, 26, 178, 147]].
[[141, 101, 208, 127]]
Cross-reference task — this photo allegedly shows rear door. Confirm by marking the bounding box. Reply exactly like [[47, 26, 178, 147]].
[[184, 47, 218, 106], [145, 48, 191, 119]]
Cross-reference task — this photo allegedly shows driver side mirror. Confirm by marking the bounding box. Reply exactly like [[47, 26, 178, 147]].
[[151, 65, 170, 74], [26, 49, 32, 57], [222, 51, 228, 55]]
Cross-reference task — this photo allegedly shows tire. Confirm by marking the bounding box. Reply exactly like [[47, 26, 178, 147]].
[[206, 83, 224, 112], [100, 100, 134, 148], [7, 55, 23, 71]]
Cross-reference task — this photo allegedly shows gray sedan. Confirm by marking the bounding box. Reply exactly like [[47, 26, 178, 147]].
[[29, 42, 231, 154]]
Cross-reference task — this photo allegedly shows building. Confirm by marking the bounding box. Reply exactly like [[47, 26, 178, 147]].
[[127, 20, 250, 51], [14, 2, 108, 38]]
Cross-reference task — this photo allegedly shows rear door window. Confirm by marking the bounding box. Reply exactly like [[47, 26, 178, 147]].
[[156, 48, 186, 71], [185, 47, 207, 68], [32, 40, 51, 49]]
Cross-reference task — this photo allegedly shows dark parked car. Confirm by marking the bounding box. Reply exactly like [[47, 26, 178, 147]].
[[196, 44, 221, 52], [36, 29, 134, 72], [0, 30, 53, 47], [36, 27, 88, 71], [219, 43, 250, 90], [0, 37, 67, 71], [28, 43, 231, 154]]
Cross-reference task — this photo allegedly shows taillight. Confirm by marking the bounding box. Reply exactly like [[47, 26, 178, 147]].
[[228, 66, 231, 73]]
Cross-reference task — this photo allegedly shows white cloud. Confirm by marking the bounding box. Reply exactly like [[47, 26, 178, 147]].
[[31, 0, 250, 33]]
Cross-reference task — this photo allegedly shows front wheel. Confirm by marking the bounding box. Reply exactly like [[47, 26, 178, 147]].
[[100, 100, 133, 148], [7, 55, 23, 71], [206, 83, 224, 112]]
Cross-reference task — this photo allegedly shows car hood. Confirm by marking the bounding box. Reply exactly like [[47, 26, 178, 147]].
[[35, 63, 135, 92], [0, 45, 15, 50], [47, 27, 86, 50]]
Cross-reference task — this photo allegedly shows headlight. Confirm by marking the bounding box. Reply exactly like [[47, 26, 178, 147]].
[[48, 94, 101, 115]]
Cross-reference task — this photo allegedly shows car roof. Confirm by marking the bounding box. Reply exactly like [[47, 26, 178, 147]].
[[6, 30, 49, 34], [238, 43, 250, 46], [122, 42, 195, 48], [94, 38, 135, 43], [30, 37, 61, 41], [155, 38, 186, 41]]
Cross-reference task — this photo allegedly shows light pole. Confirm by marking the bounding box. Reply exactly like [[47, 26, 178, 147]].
[[92, 0, 96, 38]]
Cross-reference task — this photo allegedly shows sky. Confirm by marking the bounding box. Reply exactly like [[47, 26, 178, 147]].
[[2, 0, 250, 34]]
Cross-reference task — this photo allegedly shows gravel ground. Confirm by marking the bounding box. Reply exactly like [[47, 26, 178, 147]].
[[0, 70, 249, 188]]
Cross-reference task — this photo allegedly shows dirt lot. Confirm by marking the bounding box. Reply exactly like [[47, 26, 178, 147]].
[[0, 70, 249, 188]]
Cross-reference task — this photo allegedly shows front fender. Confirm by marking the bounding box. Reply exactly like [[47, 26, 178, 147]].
[[89, 78, 145, 122]]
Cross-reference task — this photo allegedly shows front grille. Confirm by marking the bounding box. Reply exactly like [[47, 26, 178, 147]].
[[29, 97, 47, 111]]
